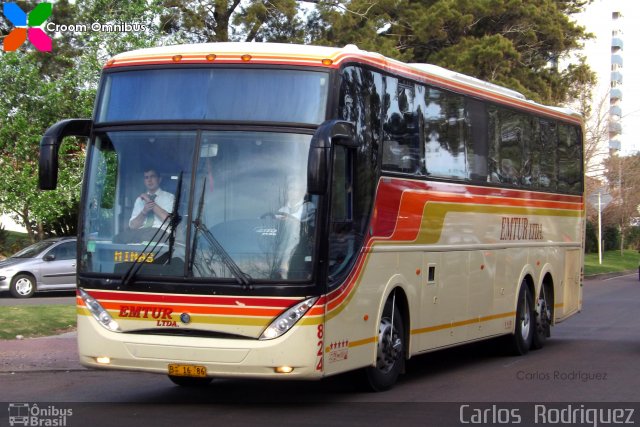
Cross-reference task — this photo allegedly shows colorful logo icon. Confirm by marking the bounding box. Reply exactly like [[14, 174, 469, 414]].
[[2, 3, 52, 52]]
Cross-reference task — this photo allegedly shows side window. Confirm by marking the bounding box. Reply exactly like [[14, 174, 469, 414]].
[[328, 145, 356, 281], [381, 77, 422, 174], [557, 125, 583, 194], [488, 106, 533, 187], [422, 87, 468, 179], [536, 119, 558, 191], [49, 242, 76, 261]]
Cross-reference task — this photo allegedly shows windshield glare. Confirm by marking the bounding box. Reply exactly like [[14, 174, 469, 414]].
[[81, 131, 317, 283], [12, 241, 55, 258]]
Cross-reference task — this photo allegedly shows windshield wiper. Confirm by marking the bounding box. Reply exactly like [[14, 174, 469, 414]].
[[189, 178, 251, 288], [121, 171, 183, 287], [166, 171, 183, 261]]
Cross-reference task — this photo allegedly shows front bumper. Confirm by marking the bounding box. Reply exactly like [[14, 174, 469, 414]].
[[77, 313, 325, 380]]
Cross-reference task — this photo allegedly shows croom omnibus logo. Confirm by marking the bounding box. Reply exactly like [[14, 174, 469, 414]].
[[2, 3, 52, 52]]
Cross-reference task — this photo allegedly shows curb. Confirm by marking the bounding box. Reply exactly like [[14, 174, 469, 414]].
[[583, 270, 638, 281]]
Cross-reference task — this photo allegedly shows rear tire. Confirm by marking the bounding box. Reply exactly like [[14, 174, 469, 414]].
[[363, 296, 405, 391], [10, 274, 36, 298], [532, 282, 553, 350], [168, 375, 213, 387], [506, 282, 534, 355]]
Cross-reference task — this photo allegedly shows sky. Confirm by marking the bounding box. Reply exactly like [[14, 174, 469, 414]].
[[573, 0, 640, 155]]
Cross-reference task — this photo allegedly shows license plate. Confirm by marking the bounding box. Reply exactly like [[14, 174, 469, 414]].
[[168, 364, 207, 378]]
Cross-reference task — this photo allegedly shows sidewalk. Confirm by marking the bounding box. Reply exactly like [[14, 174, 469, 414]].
[[0, 331, 84, 372]]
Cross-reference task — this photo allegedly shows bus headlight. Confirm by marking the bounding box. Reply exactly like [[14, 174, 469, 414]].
[[79, 288, 121, 332], [259, 297, 318, 340]]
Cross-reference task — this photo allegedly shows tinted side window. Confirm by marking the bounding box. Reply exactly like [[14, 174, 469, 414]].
[[381, 77, 422, 174], [49, 242, 76, 260], [488, 106, 535, 187], [422, 87, 468, 179], [558, 125, 583, 194], [535, 120, 558, 191]]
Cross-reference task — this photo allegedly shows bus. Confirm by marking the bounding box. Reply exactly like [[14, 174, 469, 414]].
[[39, 42, 584, 391]]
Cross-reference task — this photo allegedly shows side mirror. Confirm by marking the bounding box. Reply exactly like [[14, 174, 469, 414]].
[[43, 254, 56, 262], [307, 120, 356, 195], [39, 119, 92, 190]]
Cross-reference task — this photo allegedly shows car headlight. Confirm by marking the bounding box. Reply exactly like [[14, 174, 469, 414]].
[[79, 288, 121, 332], [259, 297, 318, 340]]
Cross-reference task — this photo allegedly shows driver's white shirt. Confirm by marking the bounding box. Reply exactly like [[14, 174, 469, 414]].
[[129, 188, 175, 229], [278, 201, 316, 221]]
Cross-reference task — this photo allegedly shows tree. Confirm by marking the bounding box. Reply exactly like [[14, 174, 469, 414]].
[[158, 0, 305, 43], [0, 53, 90, 240], [602, 153, 640, 251], [0, 0, 166, 239], [307, 0, 595, 105]]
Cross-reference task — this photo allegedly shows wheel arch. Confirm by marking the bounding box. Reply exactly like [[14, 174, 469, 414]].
[[12, 271, 38, 288], [379, 277, 411, 361]]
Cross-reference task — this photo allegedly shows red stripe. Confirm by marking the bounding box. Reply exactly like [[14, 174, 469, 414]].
[[85, 289, 300, 308]]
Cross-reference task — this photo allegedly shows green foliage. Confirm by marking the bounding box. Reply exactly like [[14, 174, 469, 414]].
[[0, 0, 166, 239], [308, 0, 595, 105], [0, 224, 6, 251], [0, 231, 30, 257], [603, 226, 620, 251], [626, 226, 640, 251], [585, 220, 597, 254], [584, 250, 640, 277]]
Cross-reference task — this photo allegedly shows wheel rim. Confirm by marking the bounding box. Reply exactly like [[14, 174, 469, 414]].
[[537, 286, 551, 330], [376, 317, 402, 373], [15, 278, 33, 296], [520, 292, 530, 340]]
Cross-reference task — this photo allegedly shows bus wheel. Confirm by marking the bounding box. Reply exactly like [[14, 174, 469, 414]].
[[532, 283, 553, 350], [364, 296, 405, 391], [168, 375, 213, 387], [507, 282, 534, 355]]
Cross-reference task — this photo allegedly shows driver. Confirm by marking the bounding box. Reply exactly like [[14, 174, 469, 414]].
[[129, 168, 175, 230], [276, 180, 316, 222]]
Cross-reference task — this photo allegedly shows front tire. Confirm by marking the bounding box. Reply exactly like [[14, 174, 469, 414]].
[[364, 296, 405, 391], [10, 274, 36, 298], [507, 282, 534, 355]]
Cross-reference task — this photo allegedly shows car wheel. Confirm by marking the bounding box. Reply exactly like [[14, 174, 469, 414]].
[[10, 274, 36, 298]]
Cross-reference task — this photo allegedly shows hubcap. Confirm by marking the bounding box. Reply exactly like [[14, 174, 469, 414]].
[[376, 318, 402, 373], [15, 278, 33, 296], [520, 293, 530, 339]]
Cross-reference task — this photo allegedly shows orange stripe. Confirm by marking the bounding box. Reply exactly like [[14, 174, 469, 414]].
[[411, 311, 516, 336]]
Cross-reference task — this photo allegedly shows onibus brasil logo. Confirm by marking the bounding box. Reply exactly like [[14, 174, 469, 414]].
[[2, 2, 52, 52]]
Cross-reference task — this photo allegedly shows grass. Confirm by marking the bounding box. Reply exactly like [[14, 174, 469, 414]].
[[0, 305, 76, 340], [584, 249, 640, 276], [0, 230, 30, 257]]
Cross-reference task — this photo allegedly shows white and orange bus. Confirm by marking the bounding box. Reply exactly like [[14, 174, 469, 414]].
[[39, 43, 584, 391]]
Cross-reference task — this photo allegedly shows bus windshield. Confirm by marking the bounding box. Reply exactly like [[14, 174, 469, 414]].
[[81, 130, 318, 283], [97, 68, 329, 124]]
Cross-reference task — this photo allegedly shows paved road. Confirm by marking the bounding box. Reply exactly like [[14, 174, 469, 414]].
[[0, 275, 638, 426]]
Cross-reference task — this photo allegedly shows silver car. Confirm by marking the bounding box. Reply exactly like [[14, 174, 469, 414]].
[[0, 237, 77, 298]]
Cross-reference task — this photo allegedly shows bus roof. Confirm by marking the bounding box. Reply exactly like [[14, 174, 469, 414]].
[[106, 42, 582, 124]]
